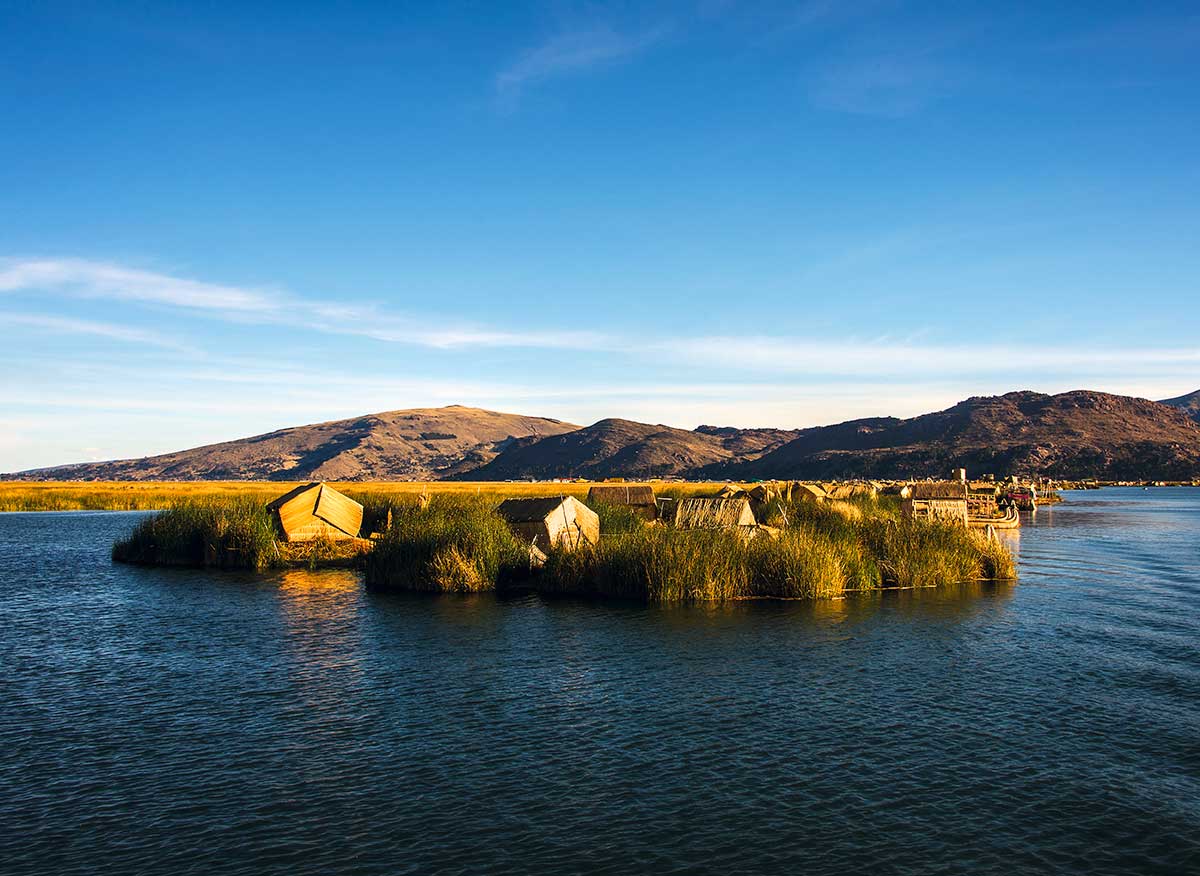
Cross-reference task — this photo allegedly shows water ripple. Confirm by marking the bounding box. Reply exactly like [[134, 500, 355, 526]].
[[1, 494, 1199, 875]]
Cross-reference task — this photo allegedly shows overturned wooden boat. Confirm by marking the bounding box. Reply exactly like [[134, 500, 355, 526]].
[[968, 504, 1020, 530]]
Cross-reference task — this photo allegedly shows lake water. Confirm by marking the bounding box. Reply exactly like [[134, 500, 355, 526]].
[[2, 488, 1198, 875]]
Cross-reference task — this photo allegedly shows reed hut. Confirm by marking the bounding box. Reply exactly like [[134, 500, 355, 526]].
[[672, 497, 756, 531], [901, 482, 968, 527], [267, 482, 363, 542], [496, 496, 600, 554], [747, 484, 778, 505], [792, 483, 828, 502], [586, 485, 658, 520]]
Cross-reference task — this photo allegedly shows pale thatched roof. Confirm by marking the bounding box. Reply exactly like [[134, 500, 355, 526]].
[[908, 482, 968, 500], [673, 497, 756, 529], [496, 496, 573, 523], [587, 485, 656, 506], [267, 482, 363, 541], [497, 496, 600, 550], [793, 483, 828, 501]]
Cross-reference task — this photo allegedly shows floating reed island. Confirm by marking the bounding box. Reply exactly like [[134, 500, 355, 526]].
[[112, 481, 1015, 602]]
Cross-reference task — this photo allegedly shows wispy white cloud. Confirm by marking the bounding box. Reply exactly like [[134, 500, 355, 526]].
[[803, 17, 980, 117], [496, 25, 667, 101], [808, 48, 952, 117], [0, 311, 193, 351], [0, 257, 611, 352], [0, 258, 279, 312], [4, 257, 1198, 385], [653, 336, 1200, 378]]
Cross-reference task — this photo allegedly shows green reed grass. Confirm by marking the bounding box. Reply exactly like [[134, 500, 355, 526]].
[[102, 482, 1015, 601], [541, 491, 1013, 603], [111, 498, 279, 570], [363, 495, 529, 593], [590, 501, 650, 534]]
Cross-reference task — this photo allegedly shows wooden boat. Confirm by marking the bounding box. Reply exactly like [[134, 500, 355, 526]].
[[968, 504, 1020, 530]]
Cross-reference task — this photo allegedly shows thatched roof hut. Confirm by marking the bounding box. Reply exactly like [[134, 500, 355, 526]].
[[267, 482, 363, 542], [747, 484, 778, 505], [496, 496, 599, 553], [907, 482, 968, 500], [793, 483, 828, 502], [901, 482, 968, 526], [672, 497, 756, 530], [586, 485, 657, 519]]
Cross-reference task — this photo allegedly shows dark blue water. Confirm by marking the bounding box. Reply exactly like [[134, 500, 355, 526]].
[[2, 489, 1198, 875]]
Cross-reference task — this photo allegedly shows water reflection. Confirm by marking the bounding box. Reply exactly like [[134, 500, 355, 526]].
[[3, 494, 1199, 875], [268, 569, 370, 747]]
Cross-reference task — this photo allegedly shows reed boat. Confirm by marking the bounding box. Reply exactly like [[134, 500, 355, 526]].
[[968, 504, 1020, 530]]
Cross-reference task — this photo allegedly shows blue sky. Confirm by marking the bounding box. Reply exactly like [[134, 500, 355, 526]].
[[2, 1, 1198, 470]]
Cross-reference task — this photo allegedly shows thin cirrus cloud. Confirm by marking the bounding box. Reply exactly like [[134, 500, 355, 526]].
[[0, 311, 194, 351], [0, 257, 279, 313], [655, 336, 1200, 379], [495, 25, 667, 102], [0, 257, 608, 352], [3, 257, 1199, 387]]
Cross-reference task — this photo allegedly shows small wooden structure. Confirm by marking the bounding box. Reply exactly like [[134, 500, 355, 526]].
[[267, 482, 364, 542], [901, 482, 968, 527], [586, 485, 658, 520], [967, 482, 999, 517], [497, 496, 600, 555], [672, 497, 756, 530]]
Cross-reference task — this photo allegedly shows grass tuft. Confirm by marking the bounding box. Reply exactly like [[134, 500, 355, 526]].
[[111, 498, 279, 570], [363, 495, 529, 593]]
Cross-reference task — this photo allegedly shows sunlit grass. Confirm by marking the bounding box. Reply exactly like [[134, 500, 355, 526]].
[[363, 495, 529, 593], [111, 498, 279, 570], [0, 480, 720, 512], [99, 481, 1015, 600]]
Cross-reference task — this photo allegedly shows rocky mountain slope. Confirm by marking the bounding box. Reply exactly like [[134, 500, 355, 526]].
[[1160, 389, 1200, 422], [718, 390, 1200, 480], [10, 406, 577, 481], [9, 389, 1200, 482], [453, 419, 797, 481]]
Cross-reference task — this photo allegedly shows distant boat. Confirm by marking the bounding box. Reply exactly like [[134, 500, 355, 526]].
[[1005, 487, 1037, 511]]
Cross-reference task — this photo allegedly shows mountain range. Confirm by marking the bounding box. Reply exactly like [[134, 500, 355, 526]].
[[9, 389, 1200, 482]]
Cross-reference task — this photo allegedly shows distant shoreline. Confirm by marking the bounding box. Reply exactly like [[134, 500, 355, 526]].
[[1, 479, 1195, 513]]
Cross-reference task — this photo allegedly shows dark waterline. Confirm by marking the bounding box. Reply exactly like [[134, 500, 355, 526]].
[[2, 489, 1198, 875]]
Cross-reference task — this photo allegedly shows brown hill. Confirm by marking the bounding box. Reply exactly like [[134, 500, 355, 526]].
[[1160, 389, 1200, 422], [10, 406, 577, 481], [720, 390, 1200, 480], [455, 418, 798, 481], [10, 390, 1200, 483]]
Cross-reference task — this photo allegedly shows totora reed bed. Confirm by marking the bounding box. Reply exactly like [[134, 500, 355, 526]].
[[110, 490, 1016, 601], [364, 492, 1015, 601]]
